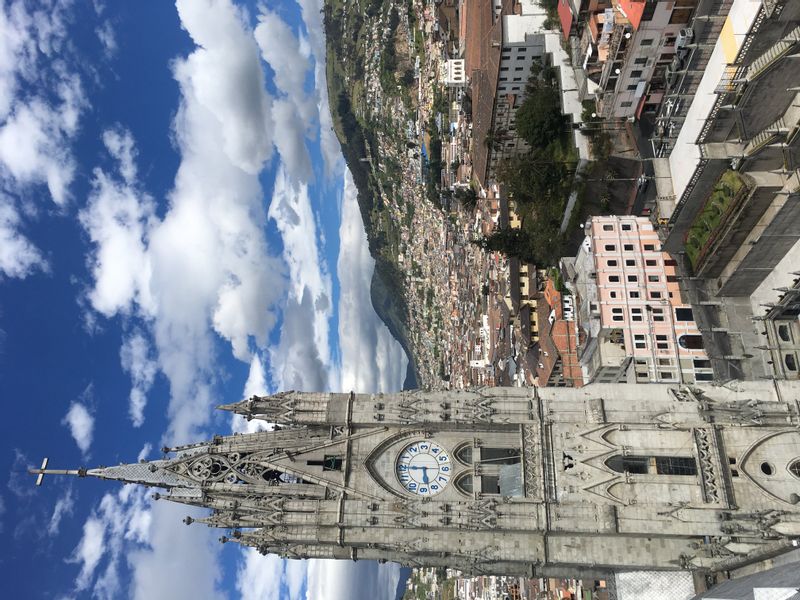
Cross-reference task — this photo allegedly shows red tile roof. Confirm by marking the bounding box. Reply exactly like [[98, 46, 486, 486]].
[[464, 0, 512, 187], [535, 279, 584, 387], [616, 0, 645, 30], [558, 0, 573, 39]]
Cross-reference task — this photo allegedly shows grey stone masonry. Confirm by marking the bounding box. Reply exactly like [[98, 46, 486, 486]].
[[53, 381, 800, 577]]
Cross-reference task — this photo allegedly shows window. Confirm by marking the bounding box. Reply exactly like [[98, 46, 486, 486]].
[[667, 275, 679, 283], [696, 372, 713, 381], [694, 359, 711, 369], [626, 259, 636, 267], [613, 315, 624, 322], [514, 66, 524, 71], [785, 354, 798, 372], [455, 444, 473, 465], [604, 224, 615, 232], [659, 371, 673, 380], [605, 244, 616, 251], [628, 275, 638, 283], [634, 57, 647, 65], [607, 259, 618, 267], [641, 38, 654, 46], [630, 70, 643, 78], [678, 335, 704, 350], [481, 475, 501, 494], [778, 324, 792, 342], [307, 456, 343, 471], [636, 369, 649, 379], [607, 455, 697, 476], [455, 474, 473, 495], [645, 259, 657, 266], [648, 275, 660, 283], [609, 275, 620, 283], [513, 77, 522, 81], [675, 308, 694, 321], [624, 244, 634, 251], [500, 67, 509, 71], [621, 224, 632, 231], [635, 340, 646, 349], [630, 291, 640, 299], [621, 101, 633, 108], [644, 244, 656, 251], [656, 335, 667, 341], [789, 460, 800, 479], [480, 447, 521, 465], [658, 358, 672, 366], [627, 84, 638, 91], [665, 259, 677, 267], [655, 457, 697, 476], [607, 455, 648, 474], [635, 334, 645, 341], [650, 291, 662, 299], [612, 308, 623, 314], [609, 291, 617, 298]]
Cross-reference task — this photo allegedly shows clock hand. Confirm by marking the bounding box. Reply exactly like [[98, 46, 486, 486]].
[[421, 469, 429, 484]]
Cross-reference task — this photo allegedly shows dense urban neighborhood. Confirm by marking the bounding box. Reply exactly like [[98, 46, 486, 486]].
[[324, 0, 800, 597]]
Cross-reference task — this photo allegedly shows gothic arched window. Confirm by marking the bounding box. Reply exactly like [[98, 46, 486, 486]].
[[606, 455, 697, 476], [455, 474, 473, 496], [455, 444, 473, 465]]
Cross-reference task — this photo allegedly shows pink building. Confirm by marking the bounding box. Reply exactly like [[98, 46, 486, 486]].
[[566, 216, 712, 384]]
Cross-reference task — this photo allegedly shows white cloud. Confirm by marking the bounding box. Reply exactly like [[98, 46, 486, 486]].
[[236, 549, 283, 600], [288, 0, 341, 177], [120, 330, 158, 427], [128, 502, 223, 600], [268, 166, 332, 368], [95, 20, 116, 56], [285, 560, 308, 600], [231, 352, 271, 434], [81, 12, 286, 438], [254, 11, 314, 181], [306, 560, 400, 600], [175, 0, 273, 174], [48, 486, 75, 536], [0, 1, 85, 206], [102, 127, 136, 183], [0, 193, 46, 278], [62, 402, 95, 457], [80, 156, 155, 318], [71, 515, 105, 592], [337, 168, 408, 394]]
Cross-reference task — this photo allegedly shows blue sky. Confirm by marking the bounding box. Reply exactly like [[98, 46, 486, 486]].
[[0, 1, 408, 598]]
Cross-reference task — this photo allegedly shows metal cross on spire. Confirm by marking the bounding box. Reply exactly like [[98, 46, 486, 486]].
[[28, 457, 87, 486]]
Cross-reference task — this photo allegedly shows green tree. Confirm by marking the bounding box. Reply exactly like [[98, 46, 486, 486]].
[[515, 85, 567, 151]]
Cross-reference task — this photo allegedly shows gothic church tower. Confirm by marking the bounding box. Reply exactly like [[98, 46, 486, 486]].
[[34, 382, 800, 577]]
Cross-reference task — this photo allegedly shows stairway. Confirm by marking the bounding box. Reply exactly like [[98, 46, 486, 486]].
[[743, 92, 800, 156], [745, 25, 800, 83]]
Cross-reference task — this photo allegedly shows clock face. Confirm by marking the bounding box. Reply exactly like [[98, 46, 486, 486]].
[[396, 440, 452, 496]]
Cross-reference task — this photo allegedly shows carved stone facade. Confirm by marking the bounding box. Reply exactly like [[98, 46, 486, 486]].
[[53, 381, 800, 577]]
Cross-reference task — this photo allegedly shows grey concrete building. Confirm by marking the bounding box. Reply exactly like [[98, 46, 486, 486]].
[[31, 382, 800, 578]]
